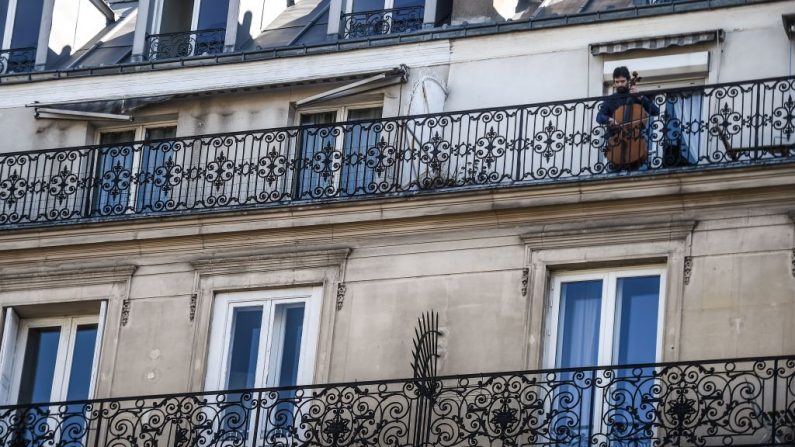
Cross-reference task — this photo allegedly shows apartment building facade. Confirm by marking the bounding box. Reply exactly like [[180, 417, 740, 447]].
[[0, 0, 793, 445]]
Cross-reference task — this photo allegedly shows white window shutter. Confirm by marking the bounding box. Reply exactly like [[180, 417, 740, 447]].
[[0, 308, 20, 405], [87, 301, 108, 399]]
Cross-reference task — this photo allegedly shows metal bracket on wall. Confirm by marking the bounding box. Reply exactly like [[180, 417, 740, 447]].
[[121, 299, 131, 326], [336, 283, 347, 311], [683, 256, 693, 285], [189, 293, 198, 321], [791, 248, 795, 278]]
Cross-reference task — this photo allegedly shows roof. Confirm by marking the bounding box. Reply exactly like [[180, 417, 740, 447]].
[[0, 0, 785, 85]]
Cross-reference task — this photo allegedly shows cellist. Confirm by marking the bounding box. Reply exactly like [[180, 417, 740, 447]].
[[596, 66, 660, 167]]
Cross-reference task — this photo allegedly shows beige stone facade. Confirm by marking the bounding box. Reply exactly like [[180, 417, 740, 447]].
[[0, 0, 793, 444]]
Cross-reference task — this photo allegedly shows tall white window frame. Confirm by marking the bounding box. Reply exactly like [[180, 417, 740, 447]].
[[543, 266, 667, 369], [7, 314, 102, 404], [542, 267, 667, 444], [204, 286, 323, 392]]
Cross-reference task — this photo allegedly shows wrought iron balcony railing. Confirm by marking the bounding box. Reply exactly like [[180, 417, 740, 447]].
[[341, 6, 425, 39], [0, 76, 794, 228], [145, 28, 225, 60], [0, 356, 792, 446], [0, 47, 36, 74]]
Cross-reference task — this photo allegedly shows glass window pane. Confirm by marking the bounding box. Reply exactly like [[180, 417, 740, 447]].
[[353, 0, 384, 12], [197, 0, 230, 29], [10, 0, 44, 48], [137, 127, 178, 212], [556, 280, 602, 368], [0, 0, 8, 42], [342, 107, 382, 195], [613, 275, 661, 365], [18, 327, 61, 404], [297, 112, 338, 199], [94, 131, 137, 215], [65, 324, 98, 401], [394, 0, 424, 7], [226, 307, 262, 390], [277, 305, 305, 387]]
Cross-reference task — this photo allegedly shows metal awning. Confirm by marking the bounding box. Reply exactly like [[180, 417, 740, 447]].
[[27, 66, 409, 121], [590, 30, 724, 56], [296, 66, 408, 107], [28, 96, 174, 121]]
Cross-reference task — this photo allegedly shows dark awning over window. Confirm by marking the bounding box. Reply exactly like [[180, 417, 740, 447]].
[[590, 30, 724, 56]]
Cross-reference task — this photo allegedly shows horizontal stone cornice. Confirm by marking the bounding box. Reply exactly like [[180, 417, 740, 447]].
[[191, 248, 352, 275], [0, 265, 136, 291], [520, 219, 696, 250]]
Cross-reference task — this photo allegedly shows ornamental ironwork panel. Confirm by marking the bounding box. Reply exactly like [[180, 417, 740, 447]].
[[145, 28, 225, 60], [0, 47, 36, 74], [1, 76, 795, 228], [341, 6, 425, 39], [0, 356, 792, 446]]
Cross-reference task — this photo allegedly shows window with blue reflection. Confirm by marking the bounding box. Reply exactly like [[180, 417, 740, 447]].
[[62, 324, 99, 446], [341, 108, 382, 196], [94, 131, 136, 216], [18, 327, 61, 404], [136, 127, 177, 212], [10, 0, 44, 49], [554, 280, 602, 447], [197, 0, 230, 29], [297, 112, 338, 199], [614, 276, 661, 365], [609, 276, 661, 447], [353, 0, 384, 12], [226, 307, 263, 390]]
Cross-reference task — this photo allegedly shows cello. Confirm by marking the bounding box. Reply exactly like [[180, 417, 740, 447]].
[[605, 71, 649, 168]]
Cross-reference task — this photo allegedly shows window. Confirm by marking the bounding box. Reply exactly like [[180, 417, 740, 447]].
[[3, 0, 44, 49], [204, 287, 321, 443], [296, 106, 383, 199], [93, 124, 177, 215], [544, 267, 665, 446], [0, 306, 105, 446]]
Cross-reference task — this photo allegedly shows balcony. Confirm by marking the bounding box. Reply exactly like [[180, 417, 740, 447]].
[[0, 76, 793, 228], [144, 28, 226, 61], [0, 356, 792, 446], [0, 48, 36, 74], [340, 5, 425, 39]]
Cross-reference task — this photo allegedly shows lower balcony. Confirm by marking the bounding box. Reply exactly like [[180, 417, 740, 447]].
[[0, 356, 792, 446], [0, 76, 794, 228]]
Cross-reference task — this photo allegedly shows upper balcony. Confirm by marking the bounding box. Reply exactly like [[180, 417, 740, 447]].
[[0, 47, 36, 74], [0, 76, 793, 229], [340, 5, 425, 40]]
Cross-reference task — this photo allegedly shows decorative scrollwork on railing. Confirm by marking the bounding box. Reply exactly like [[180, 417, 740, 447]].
[[341, 6, 425, 39], [0, 76, 794, 227], [145, 28, 225, 60], [0, 47, 36, 74], [0, 356, 792, 446]]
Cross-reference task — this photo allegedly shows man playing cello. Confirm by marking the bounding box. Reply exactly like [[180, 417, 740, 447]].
[[596, 66, 660, 168]]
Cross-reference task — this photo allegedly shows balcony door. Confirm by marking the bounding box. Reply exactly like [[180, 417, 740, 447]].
[[0, 308, 105, 446], [296, 106, 383, 199], [93, 125, 177, 216], [545, 268, 665, 446], [204, 287, 322, 442], [151, 0, 228, 57]]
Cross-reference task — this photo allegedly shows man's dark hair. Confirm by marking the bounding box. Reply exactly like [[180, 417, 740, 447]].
[[613, 66, 631, 80]]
